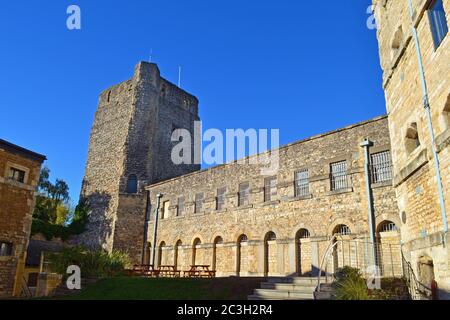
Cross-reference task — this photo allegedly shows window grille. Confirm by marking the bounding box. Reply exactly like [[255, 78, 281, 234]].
[[330, 161, 348, 191], [371, 151, 393, 183], [216, 187, 226, 210], [295, 169, 310, 197], [195, 193, 204, 214]]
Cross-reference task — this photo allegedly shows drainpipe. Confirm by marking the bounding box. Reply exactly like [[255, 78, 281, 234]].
[[141, 190, 151, 265], [150, 193, 163, 267], [360, 139, 379, 272], [407, 0, 448, 234]]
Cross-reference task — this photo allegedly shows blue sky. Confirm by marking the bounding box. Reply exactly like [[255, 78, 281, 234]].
[[0, 0, 385, 204]]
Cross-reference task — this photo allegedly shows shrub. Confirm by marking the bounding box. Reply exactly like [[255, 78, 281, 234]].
[[47, 246, 131, 279], [332, 267, 371, 300]]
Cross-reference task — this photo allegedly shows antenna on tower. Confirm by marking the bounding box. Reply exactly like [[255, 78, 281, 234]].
[[178, 66, 182, 88], [149, 48, 153, 63]]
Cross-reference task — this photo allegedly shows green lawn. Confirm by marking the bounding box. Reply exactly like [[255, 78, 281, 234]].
[[59, 277, 264, 300]]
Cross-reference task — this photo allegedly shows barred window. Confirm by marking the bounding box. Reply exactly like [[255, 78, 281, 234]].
[[216, 187, 226, 211], [371, 151, 393, 183], [238, 182, 250, 206], [9, 167, 25, 183], [334, 225, 351, 236], [330, 161, 348, 191], [295, 169, 310, 197], [428, 0, 448, 49], [0, 242, 13, 256], [195, 193, 204, 214], [264, 176, 277, 202], [297, 229, 310, 239], [177, 197, 185, 216], [378, 220, 397, 233]]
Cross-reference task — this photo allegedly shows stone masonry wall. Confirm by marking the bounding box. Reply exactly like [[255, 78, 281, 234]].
[[374, 0, 450, 296], [0, 146, 43, 297]]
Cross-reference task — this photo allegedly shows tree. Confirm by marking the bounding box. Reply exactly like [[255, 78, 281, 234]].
[[33, 167, 70, 225]]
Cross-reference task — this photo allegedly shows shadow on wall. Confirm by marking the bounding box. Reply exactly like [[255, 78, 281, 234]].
[[73, 191, 113, 251]]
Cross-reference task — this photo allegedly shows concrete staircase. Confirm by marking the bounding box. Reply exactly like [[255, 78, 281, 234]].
[[248, 277, 325, 300]]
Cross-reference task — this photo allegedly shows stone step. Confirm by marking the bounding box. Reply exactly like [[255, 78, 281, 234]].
[[253, 289, 314, 300], [248, 295, 311, 301], [260, 282, 317, 292]]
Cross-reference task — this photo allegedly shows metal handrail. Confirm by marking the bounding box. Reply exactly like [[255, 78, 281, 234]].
[[401, 251, 431, 300], [21, 276, 33, 298]]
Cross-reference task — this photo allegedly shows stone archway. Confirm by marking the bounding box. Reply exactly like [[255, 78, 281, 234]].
[[332, 224, 351, 272], [158, 241, 166, 267], [212, 236, 223, 273], [295, 229, 311, 276], [192, 238, 202, 265], [236, 234, 248, 276], [174, 240, 183, 271], [376, 220, 401, 276], [144, 242, 151, 265], [264, 231, 277, 277]]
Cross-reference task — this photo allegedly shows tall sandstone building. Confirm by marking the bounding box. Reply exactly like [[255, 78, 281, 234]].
[[80, 62, 200, 261], [373, 0, 449, 296]]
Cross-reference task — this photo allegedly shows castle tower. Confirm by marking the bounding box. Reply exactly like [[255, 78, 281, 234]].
[[373, 0, 449, 297], [80, 62, 200, 261]]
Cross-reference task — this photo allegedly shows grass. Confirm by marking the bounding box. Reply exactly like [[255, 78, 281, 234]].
[[57, 277, 264, 300]]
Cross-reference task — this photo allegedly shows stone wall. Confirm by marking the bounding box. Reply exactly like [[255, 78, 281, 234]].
[[0, 141, 44, 297], [374, 0, 450, 297], [144, 116, 401, 277]]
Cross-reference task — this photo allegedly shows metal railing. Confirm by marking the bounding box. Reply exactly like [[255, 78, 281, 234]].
[[401, 251, 432, 300], [317, 235, 404, 291]]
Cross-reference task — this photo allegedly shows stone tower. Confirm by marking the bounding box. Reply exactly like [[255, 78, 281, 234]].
[[80, 62, 200, 261], [373, 0, 450, 297]]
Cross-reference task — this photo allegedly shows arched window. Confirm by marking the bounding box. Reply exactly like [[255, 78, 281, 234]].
[[214, 236, 224, 245], [378, 220, 397, 233], [265, 231, 277, 241], [333, 225, 351, 236], [405, 123, 421, 154], [297, 229, 310, 239], [238, 234, 248, 243], [193, 238, 201, 246], [127, 175, 138, 194]]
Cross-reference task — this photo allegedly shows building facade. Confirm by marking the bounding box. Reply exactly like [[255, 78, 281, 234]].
[[0, 139, 45, 297], [144, 116, 401, 278], [373, 0, 450, 297]]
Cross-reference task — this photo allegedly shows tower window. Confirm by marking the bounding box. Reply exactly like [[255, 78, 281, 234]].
[[161, 201, 170, 219], [405, 122, 421, 155], [126, 174, 138, 194], [428, 0, 448, 49]]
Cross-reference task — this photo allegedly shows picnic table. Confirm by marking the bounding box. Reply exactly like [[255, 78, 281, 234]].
[[158, 265, 181, 278], [129, 264, 160, 277], [183, 265, 216, 278]]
